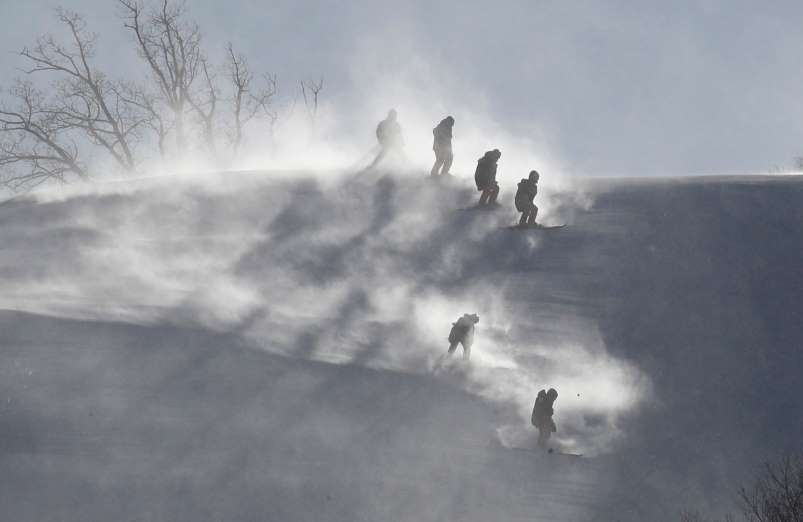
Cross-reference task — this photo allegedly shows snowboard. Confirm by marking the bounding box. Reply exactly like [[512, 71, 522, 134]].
[[503, 223, 566, 230]]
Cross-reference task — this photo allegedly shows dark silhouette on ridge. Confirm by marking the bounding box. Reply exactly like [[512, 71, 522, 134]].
[[368, 109, 405, 169], [447, 313, 479, 360], [515, 170, 540, 225], [532, 388, 558, 449], [475, 149, 501, 206], [431, 116, 454, 177]]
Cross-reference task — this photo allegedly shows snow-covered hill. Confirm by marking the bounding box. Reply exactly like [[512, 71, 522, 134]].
[[1, 171, 801, 521]]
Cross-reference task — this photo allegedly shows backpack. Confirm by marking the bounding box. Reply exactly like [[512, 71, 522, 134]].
[[448, 322, 459, 343], [475, 158, 490, 190], [376, 121, 385, 143], [448, 317, 472, 343]]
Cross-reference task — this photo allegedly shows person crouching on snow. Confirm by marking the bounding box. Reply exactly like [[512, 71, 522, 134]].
[[515, 170, 540, 225]]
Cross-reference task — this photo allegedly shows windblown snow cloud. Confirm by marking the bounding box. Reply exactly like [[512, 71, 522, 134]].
[[0, 168, 643, 455]]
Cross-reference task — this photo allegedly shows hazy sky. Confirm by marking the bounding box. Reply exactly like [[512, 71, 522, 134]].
[[2, 0, 803, 176]]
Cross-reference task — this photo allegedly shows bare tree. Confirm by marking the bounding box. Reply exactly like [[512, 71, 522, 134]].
[[19, 8, 142, 172], [263, 97, 282, 155], [739, 455, 803, 522], [1, 1, 297, 191], [299, 77, 323, 127], [119, 0, 201, 154], [681, 455, 803, 522], [0, 80, 87, 190], [226, 43, 277, 154], [186, 57, 217, 156], [116, 84, 171, 159]]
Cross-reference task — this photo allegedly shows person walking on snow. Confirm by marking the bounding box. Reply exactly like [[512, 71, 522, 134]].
[[532, 388, 558, 449], [475, 149, 501, 205], [447, 313, 479, 360], [368, 109, 405, 169], [515, 170, 540, 225], [431, 116, 454, 177]]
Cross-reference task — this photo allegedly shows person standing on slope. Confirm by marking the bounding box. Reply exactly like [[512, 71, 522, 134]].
[[515, 170, 540, 225], [431, 116, 455, 177], [475, 149, 501, 206], [447, 313, 479, 360], [368, 109, 405, 169], [532, 388, 558, 449]]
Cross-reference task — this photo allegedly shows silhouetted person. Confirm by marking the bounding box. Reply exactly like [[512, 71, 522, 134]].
[[515, 170, 539, 225], [532, 388, 558, 448], [475, 149, 501, 205], [431, 116, 454, 177], [447, 313, 479, 360], [368, 109, 405, 169]]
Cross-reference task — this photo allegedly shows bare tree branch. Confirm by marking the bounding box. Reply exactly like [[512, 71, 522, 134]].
[[18, 8, 141, 172], [226, 43, 277, 153], [0, 80, 87, 191], [114, 83, 172, 159], [185, 56, 217, 155], [118, 0, 201, 154], [299, 77, 323, 127], [2, 1, 293, 190], [737, 455, 803, 522]]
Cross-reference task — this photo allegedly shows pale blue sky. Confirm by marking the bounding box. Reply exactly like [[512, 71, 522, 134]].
[[2, 0, 803, 175]]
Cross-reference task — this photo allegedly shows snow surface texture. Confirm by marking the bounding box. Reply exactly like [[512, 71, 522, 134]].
[[0, 171, 801, 521]]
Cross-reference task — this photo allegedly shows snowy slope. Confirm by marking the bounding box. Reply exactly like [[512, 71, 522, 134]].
[[0, 171, 801, 521]]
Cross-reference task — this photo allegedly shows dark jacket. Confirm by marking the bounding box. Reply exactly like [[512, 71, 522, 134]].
[[515, 179, 538, 212], [531, 390, 556, 429], [474, 153, 498, 190], [448, 314, 477, 345], [433, 119, 453, 150]]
